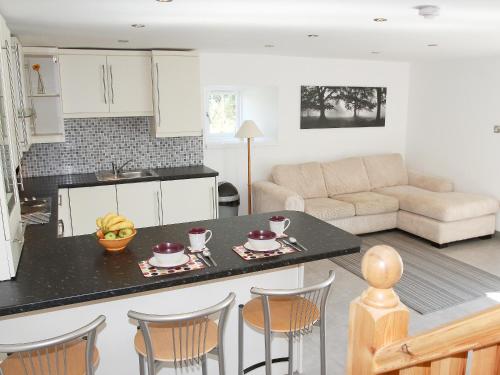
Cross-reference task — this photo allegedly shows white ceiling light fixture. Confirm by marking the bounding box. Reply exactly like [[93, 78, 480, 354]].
[[371, 51, 381, 54], [118, 39, 129, 43], [415, 5, 440, 19], [156, 0, 173, 2], [131, 24, 145, 28], [373, 17, 387, 22], [264, 44, 275, 48], [427, 43, 438, 47], [307, 34, 319, 38]]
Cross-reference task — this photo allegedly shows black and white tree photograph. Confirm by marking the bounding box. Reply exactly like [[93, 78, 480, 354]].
[[300, 86, 387, 129]]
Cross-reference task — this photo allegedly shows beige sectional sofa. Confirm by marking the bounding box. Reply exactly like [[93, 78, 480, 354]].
[[253, 154, 499, 247]]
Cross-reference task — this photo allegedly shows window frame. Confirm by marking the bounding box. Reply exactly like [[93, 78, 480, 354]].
[[204, 88, 241, 144]]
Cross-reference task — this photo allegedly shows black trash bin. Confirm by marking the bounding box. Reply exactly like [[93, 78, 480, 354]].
[[218, 181, 240, 218]]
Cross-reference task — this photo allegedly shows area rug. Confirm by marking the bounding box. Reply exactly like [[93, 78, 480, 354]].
[[330, 231, 500, 314]]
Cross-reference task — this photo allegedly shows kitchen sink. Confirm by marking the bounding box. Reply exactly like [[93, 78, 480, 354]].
[[95, 169, 159, 182]]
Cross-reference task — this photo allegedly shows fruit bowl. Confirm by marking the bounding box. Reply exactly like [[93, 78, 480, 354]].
[[97, 229, 137, 252]]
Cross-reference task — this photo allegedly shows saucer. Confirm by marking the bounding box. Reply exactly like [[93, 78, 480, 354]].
[[187, 246, 208, 254], [148, 254, 190, 268], [243, 240, 282, 253]]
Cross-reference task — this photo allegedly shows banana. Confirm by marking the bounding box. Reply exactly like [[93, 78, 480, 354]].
[[96, 217, 103, 229], [108, 220, 134, 232], [101, 213, 117, 228], [106, 215, 127, 228]]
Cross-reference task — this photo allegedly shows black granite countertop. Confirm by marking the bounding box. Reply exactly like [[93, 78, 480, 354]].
[[0, 210, 360, 316]]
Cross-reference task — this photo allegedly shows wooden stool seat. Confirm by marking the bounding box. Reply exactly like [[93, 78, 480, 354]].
[[134, 320, 219, 362], [242, 296, 320, 333], [0, 340, 99, 375]]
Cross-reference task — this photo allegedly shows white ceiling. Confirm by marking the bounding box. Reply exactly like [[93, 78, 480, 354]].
[[1, 0, 499, 61]]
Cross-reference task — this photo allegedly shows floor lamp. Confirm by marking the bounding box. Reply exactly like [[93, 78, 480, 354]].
[[235, 120, 263, 215]]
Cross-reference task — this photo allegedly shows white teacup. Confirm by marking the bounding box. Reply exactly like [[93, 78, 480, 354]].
[[188, 227, 213, 251], [269, 216, 291, 236]]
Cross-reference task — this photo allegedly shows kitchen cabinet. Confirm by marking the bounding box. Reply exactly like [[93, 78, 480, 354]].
[[68, 185, 117, 236], [152, 51, 202, 137], [59, 50, 153, 118], [57, 188, 72, 237], [161, 177, 217, 225], [116, 181, 162, 228]]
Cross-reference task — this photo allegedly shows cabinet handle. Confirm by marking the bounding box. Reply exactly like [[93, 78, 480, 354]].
[[58, 219, 65, 238], [156, 191, 161, 225], [58, 194, 62, 206], [101, 64, 107, 104], [155, 62, 161, 127], [211, 186, 215, 219], [109, 65, 115, 104]]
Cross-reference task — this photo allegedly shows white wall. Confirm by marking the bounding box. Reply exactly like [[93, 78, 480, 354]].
[[406, 58, 500, 229], [200, 53, 410, 213]]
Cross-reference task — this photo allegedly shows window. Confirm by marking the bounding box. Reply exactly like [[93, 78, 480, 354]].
[[205, 90, 240, 141]]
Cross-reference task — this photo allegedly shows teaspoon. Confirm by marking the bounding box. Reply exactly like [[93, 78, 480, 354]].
[[203, 249, 217, 266], [288, 237, 309, 252]]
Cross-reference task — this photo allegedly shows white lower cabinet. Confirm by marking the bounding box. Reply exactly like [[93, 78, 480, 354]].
[[68, 185, 118, 236], [161, 177, 217, 225], [116, 181, 162, 228], [57, 188, 72, 237]]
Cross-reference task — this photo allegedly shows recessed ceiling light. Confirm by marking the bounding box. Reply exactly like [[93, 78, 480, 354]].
[[427, 43, 438, 47], [131, 24, 145, 28], [264, 44, 275, 48], [118, 39, 129, 43], [156, 0, 173, 2], [307, 34, 319, 38], [373, 17, 388, 22], [415, 5, 440, 19]]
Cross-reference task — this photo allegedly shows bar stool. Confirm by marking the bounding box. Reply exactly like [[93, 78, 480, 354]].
[[0, 315, 106, 375], [238, 271, 335, 375], [128, 292, 235, 375]]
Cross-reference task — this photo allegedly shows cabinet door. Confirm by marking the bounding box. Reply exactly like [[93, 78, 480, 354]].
[[153, 53, 202, 137], [161, 178, 216, 225], [107, 55, 153, 115], [69, 185, 117, 236], [59, 54, 109, 114], [57, 188, 72, 237], [116, 181, 162, 228]]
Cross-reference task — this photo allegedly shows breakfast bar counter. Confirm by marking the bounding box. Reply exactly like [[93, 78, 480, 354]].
[[0, 210, 360, 374]]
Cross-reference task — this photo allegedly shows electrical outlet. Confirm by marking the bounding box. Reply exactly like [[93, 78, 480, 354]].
[[495, 126, 500, 133]]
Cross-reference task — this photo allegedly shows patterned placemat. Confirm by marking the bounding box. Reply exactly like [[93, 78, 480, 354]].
[[232, 241, 298, 260], [138, 254, 206, 278]]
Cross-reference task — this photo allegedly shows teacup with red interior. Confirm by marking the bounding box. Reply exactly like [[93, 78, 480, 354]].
[[269, 216, 291, 236], [152, 242, 185, 266], [188, 227, 213, 251], [247, 230, 277, 251]]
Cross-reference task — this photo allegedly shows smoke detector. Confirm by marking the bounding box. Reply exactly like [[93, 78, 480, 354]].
[[415, 5, 440, 19]]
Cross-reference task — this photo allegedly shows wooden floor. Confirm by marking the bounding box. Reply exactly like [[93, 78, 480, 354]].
[[301, 230, 500, 374]]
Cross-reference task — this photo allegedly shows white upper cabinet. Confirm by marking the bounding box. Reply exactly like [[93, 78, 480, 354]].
[[152, 51, 202, 137], [107, 55, 153, 114], [59, 50, 153, 118], [116, 181, 162, 228], [59, 54, 109, 115]]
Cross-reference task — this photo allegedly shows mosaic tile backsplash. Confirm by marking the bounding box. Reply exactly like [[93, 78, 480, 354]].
[[22, 117, 204, 177]]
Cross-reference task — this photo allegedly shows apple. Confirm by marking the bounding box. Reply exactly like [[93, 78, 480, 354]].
[[118, 228, 133, 238], [104, 232, 117, 240]]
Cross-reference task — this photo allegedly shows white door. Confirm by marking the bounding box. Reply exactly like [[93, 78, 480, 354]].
[[116, 181, 162, 228], [107, 55, 153, 115], [161, 178, 216, 225], [153, 53, 202, 137], [69, 185, 117, 236], [59, 54, 109, 114]]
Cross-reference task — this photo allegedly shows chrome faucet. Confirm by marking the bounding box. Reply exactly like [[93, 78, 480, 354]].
[[112, 159, 133, 177]]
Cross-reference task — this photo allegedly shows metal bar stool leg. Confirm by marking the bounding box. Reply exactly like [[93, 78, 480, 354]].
[[288, 333, 294, 375], [138, 354, 146, 375], [201, 354, 208, 375], [238, 304, 244, 375], [320, 318, 326, 375]]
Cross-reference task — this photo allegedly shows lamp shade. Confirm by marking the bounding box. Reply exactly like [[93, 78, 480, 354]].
[[235, 120, 263, 139]]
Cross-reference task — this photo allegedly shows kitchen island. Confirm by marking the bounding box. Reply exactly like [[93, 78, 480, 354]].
[[0, 209, 360, 374]]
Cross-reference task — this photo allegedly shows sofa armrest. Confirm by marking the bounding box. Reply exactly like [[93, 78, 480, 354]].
[[252, 181, 305, 213], [408, 170, 454, 192]]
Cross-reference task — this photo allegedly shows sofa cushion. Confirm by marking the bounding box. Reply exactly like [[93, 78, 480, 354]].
[[376, 185, 499, 222], [334, 192, 399, 216], [272, 162, 327, 199], [321, 157, 371, 196], [304, 198, 355, 221], [363, 154, 408, 189]]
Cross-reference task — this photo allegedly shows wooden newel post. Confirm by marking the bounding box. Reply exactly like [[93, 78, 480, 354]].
[[346, 245, 409, 375]]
